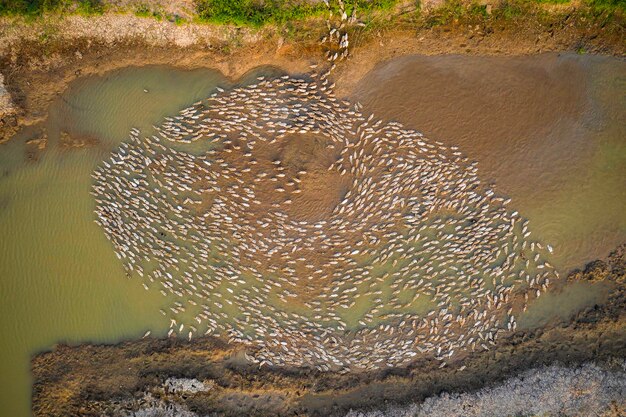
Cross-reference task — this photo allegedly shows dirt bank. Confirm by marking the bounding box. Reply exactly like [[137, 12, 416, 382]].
[[0, 1, 624, 144], [31, 245, 626, 417], [345, 361, 626, 417]]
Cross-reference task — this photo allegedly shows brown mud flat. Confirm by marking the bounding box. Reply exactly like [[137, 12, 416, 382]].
[[31, 245, 626, 417]]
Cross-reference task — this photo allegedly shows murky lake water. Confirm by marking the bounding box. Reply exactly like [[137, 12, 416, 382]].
[[0, 54, 624, 416], [353, 53, 626, 273], [0, 66, 284, 417]]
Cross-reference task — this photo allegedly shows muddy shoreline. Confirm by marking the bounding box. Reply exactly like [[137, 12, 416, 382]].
[[1, 3, 625, 144], [31, 246, 626, 416]]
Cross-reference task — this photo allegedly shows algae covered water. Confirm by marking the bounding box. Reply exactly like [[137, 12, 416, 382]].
[[0, 55, 624, 417]]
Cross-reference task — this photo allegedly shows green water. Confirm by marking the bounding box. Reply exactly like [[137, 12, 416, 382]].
[[0, 56, 624, 416], [517, 281, 612, 329], [0, 66, 284, 417]]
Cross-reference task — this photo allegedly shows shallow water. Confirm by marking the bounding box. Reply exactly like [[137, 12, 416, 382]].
[[517, 280, 612, 329], [0, 55, 624, 416], [0, 65, 283, 417], [352, 53, 626, 273]]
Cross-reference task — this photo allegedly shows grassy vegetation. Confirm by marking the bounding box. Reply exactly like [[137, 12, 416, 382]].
[[494, 0, 534, 20], [0, 0, 400, 26], [0, 0, 622, 27], [0, 0, 104, 16], [192, 0, 398, 27], [533, 0, 571, 4], [586, 0, 625, 12], [424, 0, 489, 27], [420, 0, 623, 27], [533, 0, 625, 13], [193, 0, 326, 26]]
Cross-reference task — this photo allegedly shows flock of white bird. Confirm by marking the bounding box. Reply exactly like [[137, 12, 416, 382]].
[[91, 1, 558, 372]]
